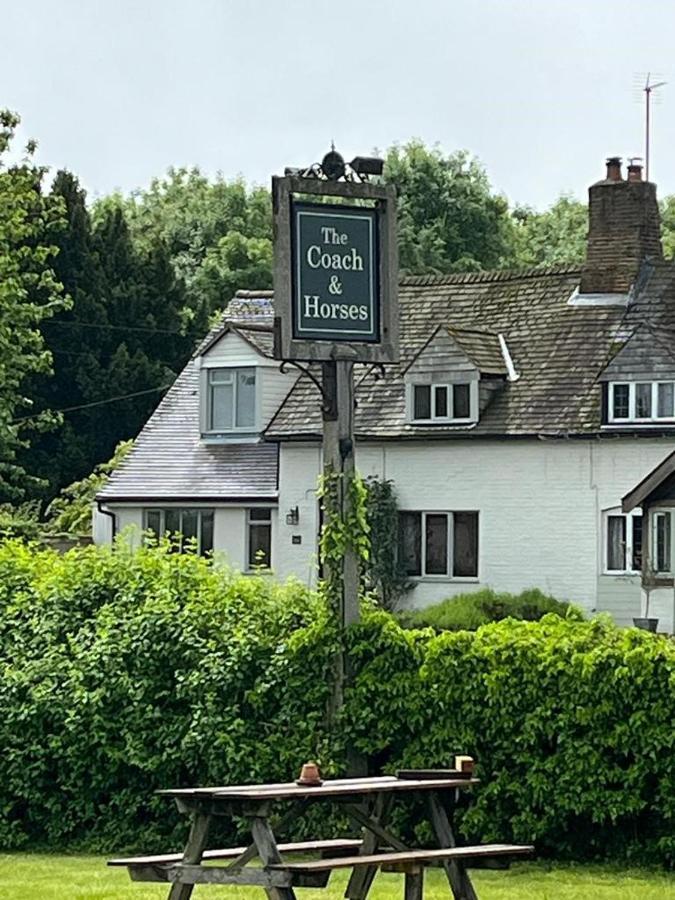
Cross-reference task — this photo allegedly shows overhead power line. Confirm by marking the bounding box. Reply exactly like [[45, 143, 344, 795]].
[[13, 383, 171, 423]]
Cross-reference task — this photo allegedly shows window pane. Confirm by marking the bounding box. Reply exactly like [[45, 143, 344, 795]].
[[657, 383, 674, 418], [181, 509, 199, 549], [425, 513, 448, 575], [635, 383, 652, 418], [398, 512, 422, 576], [165, 508, 180, 535], [607, 515, 626, 570], [612, 384, 629, 419], [209, 369, 234, 384], [656, 513, 671, 572], [413, 385, 431, 420], [434, 386, 448, 418], [453, 512, 478, 577], [145, 510, 161, 538], [200, 511, 214, 556], [236, 369, 256, 428], [453, 384, 471, 418], [248, 523, 271, 568], [249, 507, 272, 522], [210, 382, 233, 430], [631, 516, 642, 572]]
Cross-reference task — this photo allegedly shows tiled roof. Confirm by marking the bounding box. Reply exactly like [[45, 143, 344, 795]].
[[266, 261, 675, 440], [99, 356, 278, 502], [447, 327, 508, 375]]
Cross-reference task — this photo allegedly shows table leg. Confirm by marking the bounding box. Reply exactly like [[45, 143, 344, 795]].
[[427, 793, 478, 900], [404, 866, 424, 900], [345, 792, 393, 900], [168, 811, 211, 900], [250, 815, 297, 900]]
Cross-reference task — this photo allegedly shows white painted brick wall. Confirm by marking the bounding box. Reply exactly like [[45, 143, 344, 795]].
[[276, 437, 675, 625]]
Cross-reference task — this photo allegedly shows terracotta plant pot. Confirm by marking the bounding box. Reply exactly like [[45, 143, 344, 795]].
[[296, 761, 323, 786]]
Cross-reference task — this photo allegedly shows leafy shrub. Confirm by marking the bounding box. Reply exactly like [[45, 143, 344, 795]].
[[398, 587, 574, 631], [0, 541, 673, 865]]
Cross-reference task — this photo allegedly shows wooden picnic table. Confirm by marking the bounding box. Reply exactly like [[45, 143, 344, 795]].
[[109, 774, 533, 900]]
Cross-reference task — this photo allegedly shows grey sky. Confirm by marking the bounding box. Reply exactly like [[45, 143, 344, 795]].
[[3, 0, 674, 209]]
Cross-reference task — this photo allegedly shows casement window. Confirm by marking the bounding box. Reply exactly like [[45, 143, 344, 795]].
[[205, 367, 257, 433], [604, 509, 642, 574], [409, 382, 476, 424], [144, 508, 214, 555], [652, 511, 672, 574], [608, 381, 675, 423], [247, 508, 272, 569], [398, 511, 479, 578]]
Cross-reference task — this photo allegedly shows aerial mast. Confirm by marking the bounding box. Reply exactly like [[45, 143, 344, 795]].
[[643, 73, 666, 182]]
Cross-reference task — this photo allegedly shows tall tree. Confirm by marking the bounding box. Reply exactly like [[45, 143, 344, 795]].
[[511, 195, 587, 268], [0, 110, 66, 501], [383, 141, 516, 273], [24, 176, 192, 499]]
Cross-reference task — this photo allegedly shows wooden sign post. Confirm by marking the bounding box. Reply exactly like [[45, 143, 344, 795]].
[[272, 151, 398, 724]]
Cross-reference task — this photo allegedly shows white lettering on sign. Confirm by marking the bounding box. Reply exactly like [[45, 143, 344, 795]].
[[306, 245, 364, 272], [304, 295, 369, 322]]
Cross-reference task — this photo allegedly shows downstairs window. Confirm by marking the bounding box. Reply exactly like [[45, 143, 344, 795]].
[[604, 510, 642, 574], [398, 511, 479, 578], [144, 508, 214, 555]]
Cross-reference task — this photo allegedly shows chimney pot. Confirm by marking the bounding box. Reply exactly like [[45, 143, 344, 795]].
[[606, 157, 623, 181], [627, 158, 643, 183]]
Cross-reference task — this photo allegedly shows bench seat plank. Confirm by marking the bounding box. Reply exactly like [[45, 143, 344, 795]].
[[271, 844, 534, 873], [108, 837, 362, 867]]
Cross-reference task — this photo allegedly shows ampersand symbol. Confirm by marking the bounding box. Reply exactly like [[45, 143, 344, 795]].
[[328, 275, 343, 295]]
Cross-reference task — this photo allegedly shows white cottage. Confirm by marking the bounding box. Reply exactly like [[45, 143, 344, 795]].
[[96, 158, 675, 631]]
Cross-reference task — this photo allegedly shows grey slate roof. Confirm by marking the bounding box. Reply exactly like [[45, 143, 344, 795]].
[[99, 355, 278, 502], [266, 261, 675, 440]]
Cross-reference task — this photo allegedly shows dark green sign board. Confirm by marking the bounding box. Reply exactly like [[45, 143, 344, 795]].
[[273, 174, 398, 364], [292, 203, 378, 342]]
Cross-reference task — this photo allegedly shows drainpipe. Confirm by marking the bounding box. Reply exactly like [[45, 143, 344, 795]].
[[96, 500, 116, 541]]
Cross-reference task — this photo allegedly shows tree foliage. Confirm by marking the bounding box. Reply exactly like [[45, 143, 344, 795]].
[[384, 142, 517, 273], [23, 173, 192, 499], [511, 194, 587, 268], [0, 110, 66, 501], [364, 476, 413, 610]]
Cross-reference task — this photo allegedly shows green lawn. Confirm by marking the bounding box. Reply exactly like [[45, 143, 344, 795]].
[[0, 856, 673, 900]]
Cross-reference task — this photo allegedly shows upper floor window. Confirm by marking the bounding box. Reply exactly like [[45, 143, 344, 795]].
[[604, 509, 642, 574], [205, 367, 256, 434], [398, 510, 479, 578], [144, 508, 214, 556], [409, 382, 476, 424], [609, 381, 675, 423]]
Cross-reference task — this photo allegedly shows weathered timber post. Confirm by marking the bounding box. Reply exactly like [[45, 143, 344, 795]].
[[272, 150, 398, 743]]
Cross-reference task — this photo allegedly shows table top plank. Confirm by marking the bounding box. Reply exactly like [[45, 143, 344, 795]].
[[158, 776, 478, 802]]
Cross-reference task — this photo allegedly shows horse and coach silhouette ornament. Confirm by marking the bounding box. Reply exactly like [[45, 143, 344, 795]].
[[272, 148, 399, 365]]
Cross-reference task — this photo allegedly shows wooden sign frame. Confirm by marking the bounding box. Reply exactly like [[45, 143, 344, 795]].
[[272, 174, 399, 364]]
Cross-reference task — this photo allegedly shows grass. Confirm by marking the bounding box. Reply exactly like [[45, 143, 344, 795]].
[[0, 855, 674, 899]]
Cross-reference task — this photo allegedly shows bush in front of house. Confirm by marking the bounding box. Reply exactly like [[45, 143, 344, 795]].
[[397, 587, 574, 631], [0, 539, 673, 866]]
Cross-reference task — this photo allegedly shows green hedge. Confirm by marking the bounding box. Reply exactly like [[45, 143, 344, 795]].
[[398, 587, 572, 631], [1, 539, 674, 865]]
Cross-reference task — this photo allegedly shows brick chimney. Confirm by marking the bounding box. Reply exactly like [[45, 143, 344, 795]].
[[580, 157, 663, 294]]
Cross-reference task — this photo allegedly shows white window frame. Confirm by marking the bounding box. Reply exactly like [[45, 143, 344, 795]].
[[246, 507, 273, 571], [407, 381, 479, 425], [608, 381, 675, 424], [652, 509, 673, 575], [399, 510, 479, 580], [202, 366, 259, 436], [143, 507, 215, 555], [603, 508, 642, 575]]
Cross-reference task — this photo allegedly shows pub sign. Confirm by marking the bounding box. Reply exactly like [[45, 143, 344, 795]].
[[273, 173, 398, 364]]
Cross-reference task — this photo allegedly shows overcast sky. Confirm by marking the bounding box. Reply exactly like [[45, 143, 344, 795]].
[[3, 0, 674, 209]]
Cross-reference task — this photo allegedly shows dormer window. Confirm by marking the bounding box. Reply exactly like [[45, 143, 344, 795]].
[[204, 367, 257, 436], [410, 382, 477, 424], [609, 381, 675, 423]]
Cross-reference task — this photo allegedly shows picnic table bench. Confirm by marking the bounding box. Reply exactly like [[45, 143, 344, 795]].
[[108, 773, 533, 899]]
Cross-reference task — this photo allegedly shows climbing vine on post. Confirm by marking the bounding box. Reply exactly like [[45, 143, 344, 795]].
[[363, 476, 413, 611], [317, 466, 370, 619]]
